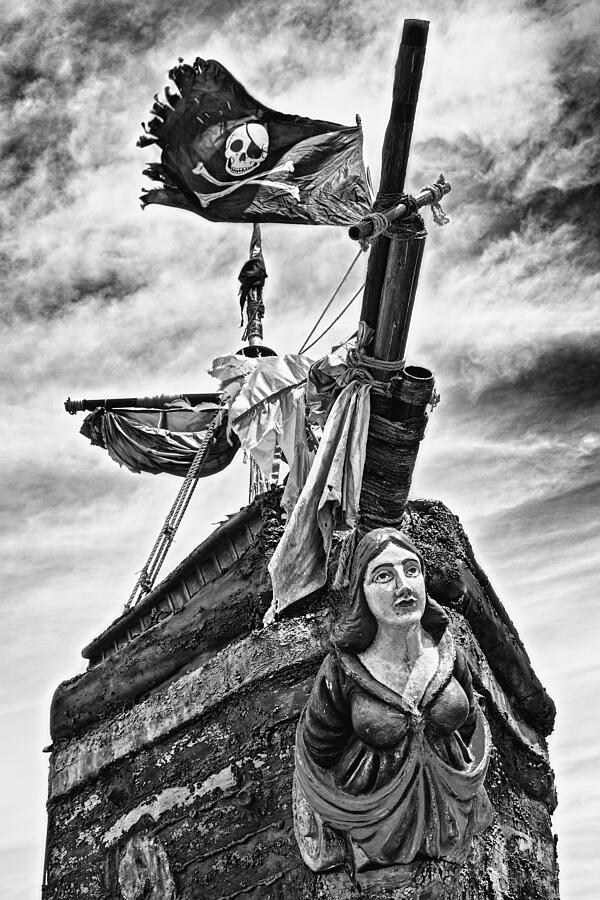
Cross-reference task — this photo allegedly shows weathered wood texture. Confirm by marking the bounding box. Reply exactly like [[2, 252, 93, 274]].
[[45, 625, 558, 898], [44, 498, 558, 899], [373, 237, 425, 364], [50, 497, 282, 740], [82, 500, 273, 665], [50, 496, 554, 745]]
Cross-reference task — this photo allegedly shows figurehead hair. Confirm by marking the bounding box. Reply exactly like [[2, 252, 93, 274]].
[[332, 527, 449, 654]]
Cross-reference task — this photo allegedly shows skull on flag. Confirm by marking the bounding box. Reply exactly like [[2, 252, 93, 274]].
[[225, 123, 269, 177], [139, 57, 373, 224]]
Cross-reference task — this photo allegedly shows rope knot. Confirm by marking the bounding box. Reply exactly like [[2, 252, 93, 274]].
[[139, 571, 153, 594], [356, 192, 427, 249], [421, 178, 451, 227], [338, 347, 376, 386]]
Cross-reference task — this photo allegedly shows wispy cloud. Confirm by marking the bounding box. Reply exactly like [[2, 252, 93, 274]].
[[1, 1, 598, 898]]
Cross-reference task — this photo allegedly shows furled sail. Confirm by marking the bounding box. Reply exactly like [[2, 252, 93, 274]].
[[80, 400, 239, 477]]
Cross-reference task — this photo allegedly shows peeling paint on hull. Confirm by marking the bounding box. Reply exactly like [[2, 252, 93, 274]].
[[44, 499, 560, 899]]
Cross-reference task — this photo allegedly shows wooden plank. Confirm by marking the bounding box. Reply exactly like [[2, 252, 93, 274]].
[[199, 556, 219, 582], [215, 540, 237, 571]]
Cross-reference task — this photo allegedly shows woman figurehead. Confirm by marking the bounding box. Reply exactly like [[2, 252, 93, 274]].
[[333, 528, 449, 653], [295, 527, 493, 870]]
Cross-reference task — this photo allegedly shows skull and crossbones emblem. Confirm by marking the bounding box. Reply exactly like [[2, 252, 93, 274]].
[[192, 121, 300, 207], [225, 123, 269, 176]]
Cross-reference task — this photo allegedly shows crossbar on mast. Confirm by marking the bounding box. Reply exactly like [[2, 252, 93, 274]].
[[64, 393, 220, 414]]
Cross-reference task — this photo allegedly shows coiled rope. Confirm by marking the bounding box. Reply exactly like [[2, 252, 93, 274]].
[[358, 192, 427, 250], [355, 186, 450, 249]]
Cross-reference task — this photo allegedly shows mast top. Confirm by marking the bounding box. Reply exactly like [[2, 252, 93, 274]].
[[401, 19, 429, 47]]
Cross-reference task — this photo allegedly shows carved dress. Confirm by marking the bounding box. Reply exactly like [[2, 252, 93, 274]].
[[295, 629, 492, 865]]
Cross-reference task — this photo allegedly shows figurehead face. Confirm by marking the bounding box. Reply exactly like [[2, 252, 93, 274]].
[[363, 542, 427, 630], [333, 528, 448, 653]]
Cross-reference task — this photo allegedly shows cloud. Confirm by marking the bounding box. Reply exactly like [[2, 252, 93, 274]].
[[1, 1, 599, 899], [474, 336, 600, 416], [462, 474, 600, 900]]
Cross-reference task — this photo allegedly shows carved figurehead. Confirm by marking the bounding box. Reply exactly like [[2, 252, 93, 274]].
[[293, 528, 493, 872]]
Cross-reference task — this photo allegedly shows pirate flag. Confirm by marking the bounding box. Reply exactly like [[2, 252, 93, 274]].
[[138, 58, 373, 225]]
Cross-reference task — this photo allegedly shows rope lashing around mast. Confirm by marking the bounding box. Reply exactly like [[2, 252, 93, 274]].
[[328, 346, 407, 391], [242, 302, 265, 342], [356, 180, 451, 250], [333, 410, 427, 588], [331, 348, 430, 588], [358, 193, 427, 250], [359, 413, 427, 532], [124, 417, 220, 610]]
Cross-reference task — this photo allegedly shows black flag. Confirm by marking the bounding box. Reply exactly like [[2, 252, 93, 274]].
[[138, 58, 372, 226]]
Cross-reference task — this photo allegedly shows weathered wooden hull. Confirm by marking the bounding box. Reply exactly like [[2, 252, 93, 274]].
[[44, 497, 559, 899]]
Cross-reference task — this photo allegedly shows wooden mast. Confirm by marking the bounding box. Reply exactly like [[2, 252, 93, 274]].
[[357, 19, 433, 530], [359, 19, 429, 376]]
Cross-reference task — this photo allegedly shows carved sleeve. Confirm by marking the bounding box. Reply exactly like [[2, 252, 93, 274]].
[[301, 654, 354, 770], [453, 649, 477, 744]]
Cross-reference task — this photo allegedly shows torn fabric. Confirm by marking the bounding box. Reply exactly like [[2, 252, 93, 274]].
[[139, 58, 372, 225], [306, 345, 354, 426], [306, 322, 376, 425], [210, 353, 315, 509], [267, 381, 371, 619]]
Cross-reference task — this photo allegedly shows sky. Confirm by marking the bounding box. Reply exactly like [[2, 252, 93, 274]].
[[1, 0, 598, 897]]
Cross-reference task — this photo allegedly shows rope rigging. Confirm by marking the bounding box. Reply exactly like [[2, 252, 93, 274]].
[[124, 417, 220, 610], [298, 248, 364, 354], [301, 283, 365, 355], [121, 225, 402, 611]]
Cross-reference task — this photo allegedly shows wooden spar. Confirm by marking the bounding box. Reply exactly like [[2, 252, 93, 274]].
[[359, 18, 429, 360], [64, 393, 220, 414], [348, 175, 450, 243]]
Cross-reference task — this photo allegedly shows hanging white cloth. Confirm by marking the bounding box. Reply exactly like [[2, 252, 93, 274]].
[[209, 353, 315, 506], [266, 381, 371, 622]]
